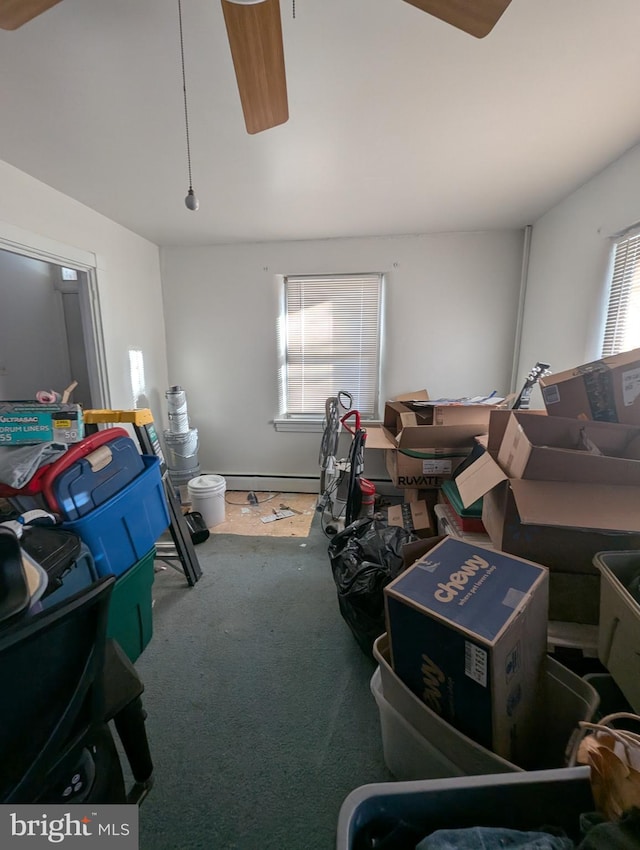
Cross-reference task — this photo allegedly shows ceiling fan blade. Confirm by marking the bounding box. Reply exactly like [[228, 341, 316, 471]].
[[0, 0, 63, 30], [403, 0, 512, 38], [221, 0, 288, 135]]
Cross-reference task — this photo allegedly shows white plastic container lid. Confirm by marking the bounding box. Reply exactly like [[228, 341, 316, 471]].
[[187, 474, 226, 493]]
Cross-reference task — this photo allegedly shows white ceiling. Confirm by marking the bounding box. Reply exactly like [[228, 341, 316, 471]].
[[1, 0, 639, 247]]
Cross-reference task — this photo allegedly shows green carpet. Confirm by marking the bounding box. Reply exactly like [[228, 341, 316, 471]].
[[136, 517, 393, 850]]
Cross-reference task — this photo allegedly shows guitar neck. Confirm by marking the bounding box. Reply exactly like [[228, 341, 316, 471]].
[[513, 386, 533, 410]]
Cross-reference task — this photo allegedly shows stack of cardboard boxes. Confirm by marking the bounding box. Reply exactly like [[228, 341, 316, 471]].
[[367, 390, 500, 539], [373, 349, 640, 624], [456, 409, 640, 623], [372, 348, 640, 778]]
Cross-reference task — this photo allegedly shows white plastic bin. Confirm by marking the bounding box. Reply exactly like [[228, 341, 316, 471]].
[[372, 633, 598, 779], [594, 549, 640, 712], [371, 669, 466, 780]]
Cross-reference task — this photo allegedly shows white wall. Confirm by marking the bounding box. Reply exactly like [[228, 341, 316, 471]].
[[161, 231, 524, 481], [0, 160, 169, 425], [519, 142, 640, 404]]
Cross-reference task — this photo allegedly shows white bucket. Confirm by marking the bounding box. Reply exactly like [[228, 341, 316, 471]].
[[187, 474, 226, 528]]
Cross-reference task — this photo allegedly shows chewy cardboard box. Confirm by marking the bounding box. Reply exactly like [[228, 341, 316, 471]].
[[384, 536, 549, 765], [497, 411, 640, 484], [540, 348, 640, 425], [387, 500, 432, 539], [0, 401, 84, 445]]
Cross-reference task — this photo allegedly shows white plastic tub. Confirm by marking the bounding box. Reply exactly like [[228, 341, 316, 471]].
[[594, 549, 640, 712], [372, 633, 598, 779]]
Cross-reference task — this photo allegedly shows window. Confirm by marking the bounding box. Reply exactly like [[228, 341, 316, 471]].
[[277, 273, 383, 425], [602, 229, 640, 356]]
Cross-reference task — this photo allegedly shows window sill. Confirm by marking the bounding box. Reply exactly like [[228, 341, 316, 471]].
[[273, 418, 324, 433], [273, 418, 382, 433]]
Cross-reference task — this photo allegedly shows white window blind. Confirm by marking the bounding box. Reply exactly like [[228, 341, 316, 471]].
[[279, 273, 382, 418], [602, 229, 640, 356]]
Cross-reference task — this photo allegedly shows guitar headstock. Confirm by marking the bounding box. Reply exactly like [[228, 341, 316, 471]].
[[526, 362, 551, 383]]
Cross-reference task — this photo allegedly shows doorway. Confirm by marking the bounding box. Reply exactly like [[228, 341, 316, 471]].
[[0, 245, 108, 409]]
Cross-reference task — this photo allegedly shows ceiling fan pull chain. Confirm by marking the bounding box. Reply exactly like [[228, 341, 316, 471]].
[[178, 0, 199, 211], [292, 0, 295, 18]]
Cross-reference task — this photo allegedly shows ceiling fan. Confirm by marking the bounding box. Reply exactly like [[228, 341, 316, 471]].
[[0, 0, 513, 135]]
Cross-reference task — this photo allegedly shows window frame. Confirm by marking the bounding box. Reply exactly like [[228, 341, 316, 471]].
[[274, 272, 384, 432], [601, 226, 640, 357]]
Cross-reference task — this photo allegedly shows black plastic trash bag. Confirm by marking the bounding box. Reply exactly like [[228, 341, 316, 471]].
[[328, 516, 417, 657]]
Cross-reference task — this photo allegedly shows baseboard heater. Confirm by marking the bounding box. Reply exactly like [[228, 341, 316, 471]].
[[200, 473, 398, 496]]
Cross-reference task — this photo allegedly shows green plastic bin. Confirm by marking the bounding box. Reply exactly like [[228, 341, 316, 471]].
[[106, 546, 155, 663]]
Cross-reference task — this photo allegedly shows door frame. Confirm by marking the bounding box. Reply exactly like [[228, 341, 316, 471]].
[[0, 222, 110, 409]]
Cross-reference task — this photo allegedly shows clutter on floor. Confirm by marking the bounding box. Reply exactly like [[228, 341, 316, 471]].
[[6, 350, 640, 833], [208, 490, 317, 538]]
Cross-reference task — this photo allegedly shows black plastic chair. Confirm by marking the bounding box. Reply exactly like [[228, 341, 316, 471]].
[[0, 527, 154, 804], [0, 525, 32, 628]]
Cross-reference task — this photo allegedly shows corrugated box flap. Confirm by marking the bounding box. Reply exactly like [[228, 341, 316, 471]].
[[363, 425, 395, 450], [394, 389, 430, 401], [395, 423, 485, 449], [510, 479, 640, 532], [456, 452, 507, 508]]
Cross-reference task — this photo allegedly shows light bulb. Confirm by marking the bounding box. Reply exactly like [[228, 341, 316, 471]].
[[185, 188, 199, 211]]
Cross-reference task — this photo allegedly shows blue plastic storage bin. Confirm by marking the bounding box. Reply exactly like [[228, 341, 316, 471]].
[[62, 455, 169, 577], [50, 434, 145, 521]]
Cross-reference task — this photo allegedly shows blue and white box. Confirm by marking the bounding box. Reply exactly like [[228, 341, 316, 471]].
[[0, 401, 83, 444], [384, 536, 549, 765]]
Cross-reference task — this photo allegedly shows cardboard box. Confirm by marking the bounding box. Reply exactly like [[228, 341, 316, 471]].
[[383, 423, 482, 487], [366, 420, 485, 489], [387, 501, 432, 539], [402, 488, 440, 531], [0, 401, 84, 444], [384, 391, 498, 432], [485, 408, 547, 456], [456, 411, 640, 624], [540, 348, 640, 425], [401, 534, 600, 626], [458, 451, 640, 570], [384, 536, 549, 765], [385, 444, 473, 489], [548, 572, 600, 625], [498, 412, 640, 484]]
